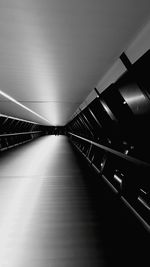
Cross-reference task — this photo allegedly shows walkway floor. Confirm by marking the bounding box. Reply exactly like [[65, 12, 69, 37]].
[[0, 136, 149, 267]]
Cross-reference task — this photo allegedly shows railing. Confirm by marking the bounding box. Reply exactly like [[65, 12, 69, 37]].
[[0, 131, 43, 152], [69, 133, 150, 168], [0, 131, 42, 137], [69, 132, 150, 232]]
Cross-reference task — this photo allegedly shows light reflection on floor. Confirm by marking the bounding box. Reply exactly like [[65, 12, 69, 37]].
[[0, 136, 105, 267]]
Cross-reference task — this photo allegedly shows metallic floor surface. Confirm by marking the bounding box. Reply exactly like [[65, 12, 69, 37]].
[[0, 136, 106, 267], [0, 136, 149, 267]]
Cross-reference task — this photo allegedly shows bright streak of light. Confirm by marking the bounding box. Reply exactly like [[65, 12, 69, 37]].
[[124, 93, 146, 105], [101, 100, 116, 120], [24, 43, 60, 126], [0, 136, 60, 266], [114, 174, 122, 184], [138, 197, 150, 210], [0, 90, 51, 125], [16, 6, 60, 126]]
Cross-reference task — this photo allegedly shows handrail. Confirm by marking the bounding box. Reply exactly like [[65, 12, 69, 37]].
[[69, 132, 150, 168], [0, 131, 42, 137]]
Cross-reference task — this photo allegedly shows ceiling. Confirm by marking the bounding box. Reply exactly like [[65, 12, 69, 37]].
[[0, 0, 150, 125]]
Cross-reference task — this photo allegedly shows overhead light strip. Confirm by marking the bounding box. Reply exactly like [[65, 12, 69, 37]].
[[0, 90, 51, 124]]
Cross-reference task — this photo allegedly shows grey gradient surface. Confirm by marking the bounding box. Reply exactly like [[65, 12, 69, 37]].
[[0, 136, 106, 266], [0, 136, 149, 266], [0, 0, 150, 124]]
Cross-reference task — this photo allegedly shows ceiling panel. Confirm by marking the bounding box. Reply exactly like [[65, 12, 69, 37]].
[[0, 0, 150, 125]]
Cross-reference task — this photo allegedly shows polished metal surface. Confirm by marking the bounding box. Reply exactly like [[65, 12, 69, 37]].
[[0, 136, 105, 266], [0, 135, 149, 266], [119, 82, 150, 115]]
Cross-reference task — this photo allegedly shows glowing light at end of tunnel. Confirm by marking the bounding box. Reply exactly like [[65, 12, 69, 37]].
[[0, 90, 51, 125]]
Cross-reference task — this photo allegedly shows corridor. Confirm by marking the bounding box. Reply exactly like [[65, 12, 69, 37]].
[[0, 1, 150, 266], [0, 136, 148, 267]]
